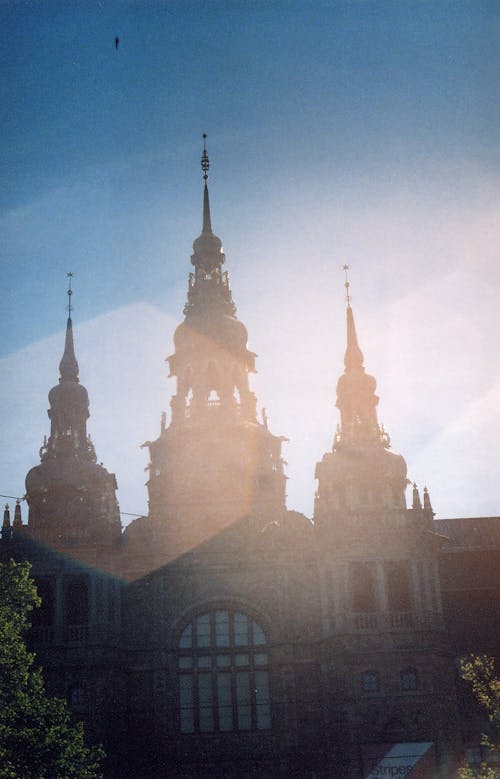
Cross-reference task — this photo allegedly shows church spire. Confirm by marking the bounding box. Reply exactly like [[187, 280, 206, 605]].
[[335, 268, 389, 449], [189, 134, 225, 277], [40, 277, 94, 463], [59, 273, 79, 382], [201, 133, 212, 233]]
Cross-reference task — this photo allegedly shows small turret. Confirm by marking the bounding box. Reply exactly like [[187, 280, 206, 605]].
[[2, 504, 11, 541], [13, 500, 23, 531], [412, 483, 422, 510]]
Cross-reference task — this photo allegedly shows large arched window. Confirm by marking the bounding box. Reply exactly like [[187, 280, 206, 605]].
[[177, 609, 271, 734]]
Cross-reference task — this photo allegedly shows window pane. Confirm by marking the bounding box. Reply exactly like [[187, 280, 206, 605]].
[[197, 655, 211, 669], [256, 703, 271, 730], [401, 669, 418, 690], [198, 672, 214, 732], [234, 613, 249, 646], [252, 620, 266, 646], [254, 653, 268, 667], [179, 624, 192, 649], [236, 671, 251, 730], [179, 656, 193, 669], [216, 654, 231, 668], [362, 671, 380, 692], [180, 675, 193, 707], [180, 675, 195, 733], [217, 672, 233, 732], [235, 654, 249, 666], [255, 670, 271, 728], [215, 610, 230, 647], [181, 708, 195, 733], [255, 670, 270, 703], [196, 614, 211, 648]]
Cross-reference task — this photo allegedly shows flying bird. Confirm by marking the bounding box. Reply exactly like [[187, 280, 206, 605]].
[[115, 36, 120, 50]]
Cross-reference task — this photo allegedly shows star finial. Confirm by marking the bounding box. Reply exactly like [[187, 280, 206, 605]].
[[342, 264, 351, 307], [67, 271, 74, 317], [201, 133, 209, 181]]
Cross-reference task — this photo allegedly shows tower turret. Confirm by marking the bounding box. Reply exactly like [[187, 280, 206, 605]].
[[315, 269, 407, 526], [25, 277, 121, 549], [314, 270, 455, 769], [139, 139, 287, 562]]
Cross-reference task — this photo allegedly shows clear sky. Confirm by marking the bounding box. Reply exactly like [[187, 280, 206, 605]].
[[1, 1, 499, 523]]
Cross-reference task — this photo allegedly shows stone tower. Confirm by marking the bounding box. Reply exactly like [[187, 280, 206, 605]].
[[314, 278, 459, 776], [142, 139, 287, 562], [25, 281, 121, 555]]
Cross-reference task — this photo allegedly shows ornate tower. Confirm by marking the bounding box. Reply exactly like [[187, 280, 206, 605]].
[[314, 271, 459, 776], [25, 278, 121, 551], [143, 139, 287, 560]]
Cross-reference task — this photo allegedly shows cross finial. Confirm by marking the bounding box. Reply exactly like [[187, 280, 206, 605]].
[[342, 264, 351, 307], [66, 271, 74, 317], [201, 133, 209, 181]]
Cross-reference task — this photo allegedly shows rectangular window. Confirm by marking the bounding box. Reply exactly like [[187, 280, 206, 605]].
[[215, 610, 230, 647], [196, 614, 211, 648], [217, 672, 233, 732], [236, 671, 251, 730], [179, 675, 194, 733], [234, 613, 249, 646], [252, 620, 266, 645], [255, 670, 271, 729], [198, 672, 214, 732]]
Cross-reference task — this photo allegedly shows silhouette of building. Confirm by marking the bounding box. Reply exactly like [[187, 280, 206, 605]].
[[2, 143, 499, 778]]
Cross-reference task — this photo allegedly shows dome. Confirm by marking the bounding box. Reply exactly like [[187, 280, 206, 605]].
[[174, 314, 249, 356], [191, 232, 225, 274], [48, 380, 89, 410], [26, 457, 111, 494]]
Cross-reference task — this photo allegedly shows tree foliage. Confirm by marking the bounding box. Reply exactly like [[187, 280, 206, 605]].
[[458, 654, 500, 779], [0, 559, 104, 779]]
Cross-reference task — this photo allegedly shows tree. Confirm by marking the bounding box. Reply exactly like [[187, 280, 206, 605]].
[[0, 559, 104, 779], [458, 654, 500, 779]]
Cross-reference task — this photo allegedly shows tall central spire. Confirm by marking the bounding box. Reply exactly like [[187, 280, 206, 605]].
[[140, 141, 287, 560]]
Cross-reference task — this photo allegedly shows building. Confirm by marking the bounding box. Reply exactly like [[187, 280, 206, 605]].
[[2, 144, 499, 778]]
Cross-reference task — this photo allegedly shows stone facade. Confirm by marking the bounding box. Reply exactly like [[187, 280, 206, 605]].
[[2, 149, 499, 778]]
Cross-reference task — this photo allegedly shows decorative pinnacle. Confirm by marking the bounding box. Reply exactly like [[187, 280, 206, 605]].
[[201, 133, 209, 181], [342, 264, 351, 307], [67, 271, 74, 317]]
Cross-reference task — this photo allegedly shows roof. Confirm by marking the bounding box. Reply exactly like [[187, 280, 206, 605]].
[[435, 517, 500, 551]]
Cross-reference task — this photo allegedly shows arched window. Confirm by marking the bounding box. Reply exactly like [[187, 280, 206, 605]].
[[401, 667, 419, 691], [177, 609, 271, 734], [361, 670, 380, 693]]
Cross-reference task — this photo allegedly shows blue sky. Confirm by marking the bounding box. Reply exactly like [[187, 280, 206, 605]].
[[1, 1, 499, 521]]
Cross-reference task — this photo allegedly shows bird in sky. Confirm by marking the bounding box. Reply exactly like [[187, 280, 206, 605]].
[[115, 36, 120, 50]]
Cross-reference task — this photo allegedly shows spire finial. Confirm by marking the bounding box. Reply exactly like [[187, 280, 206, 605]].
[[67, 271, 74, 318], [342, 264, 351, 308], [201, 133, 209, 182], [59, 274, 79, 382]]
